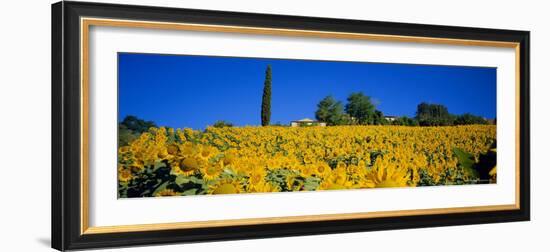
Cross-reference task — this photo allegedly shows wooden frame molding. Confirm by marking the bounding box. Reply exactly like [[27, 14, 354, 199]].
[[52, 1, 530, 250], [79, 17, 522, 235]]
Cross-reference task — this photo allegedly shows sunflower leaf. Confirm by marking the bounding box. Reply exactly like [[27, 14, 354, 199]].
[[152, 181, 170, 196], [153, 160, 167, 171], [175, 175, 190, 186], [452, 148, 478, 179], [303, 177, 321, 191], [182, 188, 198, 196]]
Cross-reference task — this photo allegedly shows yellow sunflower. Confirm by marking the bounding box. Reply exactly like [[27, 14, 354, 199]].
[[285, 174, 304, 191], [201, 161, 223, 181], [314, 162, 331, 177], [248, 181, 280, 193], [171, 157, 202, 176], [319, 168, 352, 190], [118, 168, 133, 183], [154, 189, 179, 197], [118, 146, 130, 153], [207, 178, 244, 195], [365, 163, 409, 188], [180, 142, 196, 156], [166, 144, 179, 155], [489, 164, 497, 183], [198, 145, 218, 161], [222, 150, 238, 167], [318, 178, 348, 190]]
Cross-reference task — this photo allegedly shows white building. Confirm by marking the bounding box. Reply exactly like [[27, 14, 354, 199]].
[[290, 118, 326, 127], [384, 115, 398, 122]]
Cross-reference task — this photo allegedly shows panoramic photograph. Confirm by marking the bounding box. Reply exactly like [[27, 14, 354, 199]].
[[117, 53, 497, 198]]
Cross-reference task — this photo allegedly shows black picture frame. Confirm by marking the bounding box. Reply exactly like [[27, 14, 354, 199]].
[[52, 1, 530, 251]]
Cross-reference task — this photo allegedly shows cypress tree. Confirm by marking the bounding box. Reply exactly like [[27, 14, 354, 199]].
[[261, 65, 272, 126]]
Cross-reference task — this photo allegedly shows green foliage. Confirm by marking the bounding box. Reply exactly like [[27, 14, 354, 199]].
[[314, 93, 390, 126], [417, 147, 496, 186], [417, 167, 468, 186], [453, 147, 498, 184], [175, 175, 204, 186], [453, 148, 478, 179], [417, 169, 439, 186], [120, 167, 209, 198], [415, 103, 488, 126], [261, 65, 272, 126], [118, 124, 138, 146], [415, 102, 454, 126], [315, 96, 346, 125], [212, 120, 234, 128], [339, 113, 357, 125], [303, 176, 322, 191], [121, 115, 157, 134], [311, 97, 488, 127], [152, 181, 170, 196], [265, 168, 297, 191], [392, 116, 419, 126], [264, 168, 320, 191], [454, 113, 488, 125], [373, 110, 387, 125], [118, 115, 157, 147], [345, 92, 376, 125], [118, 156, 210, 198], [121, 164, 173, 198]]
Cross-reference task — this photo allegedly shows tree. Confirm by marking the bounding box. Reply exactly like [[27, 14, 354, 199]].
[[315, 96, 334, 124], [315, 96, 345, 125], [261, 65, 272, 126], [340, 113, 356, 125], [118, 124, 138, 146], [212, 120, 234, 128], [373, 110, 387, 125], [392, 116, 419, 126], [415, 102, 454, 126], [119, 115, 158, 146], [120, 115, 157, 134], [345, 92, 376, 125], [454, 113, 487, 125]]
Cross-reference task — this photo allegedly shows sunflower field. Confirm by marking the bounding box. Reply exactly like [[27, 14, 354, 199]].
[[118, 125, 497, 198]]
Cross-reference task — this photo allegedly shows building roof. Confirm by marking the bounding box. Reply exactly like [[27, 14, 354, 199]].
[[293, 118, 315, 122]]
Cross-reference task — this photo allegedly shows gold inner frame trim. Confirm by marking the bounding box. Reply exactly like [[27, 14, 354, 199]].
[[84, 204, 517, 234], [80, 17, 522, 235]]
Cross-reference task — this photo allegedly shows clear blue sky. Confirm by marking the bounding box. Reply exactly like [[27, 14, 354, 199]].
[[118, 53, 496, 129]]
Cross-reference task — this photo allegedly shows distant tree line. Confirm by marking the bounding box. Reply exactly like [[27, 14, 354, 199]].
[[391, 116, 419, 126], [315, 94, 490, 127], [212, 120, 234, 128], [315, 92, 388, 126], [118, 115, 158, 146], [415, 102, 489, 126]]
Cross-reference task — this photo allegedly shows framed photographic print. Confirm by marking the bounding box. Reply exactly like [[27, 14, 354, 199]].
[[52, 1, 530, 251]]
